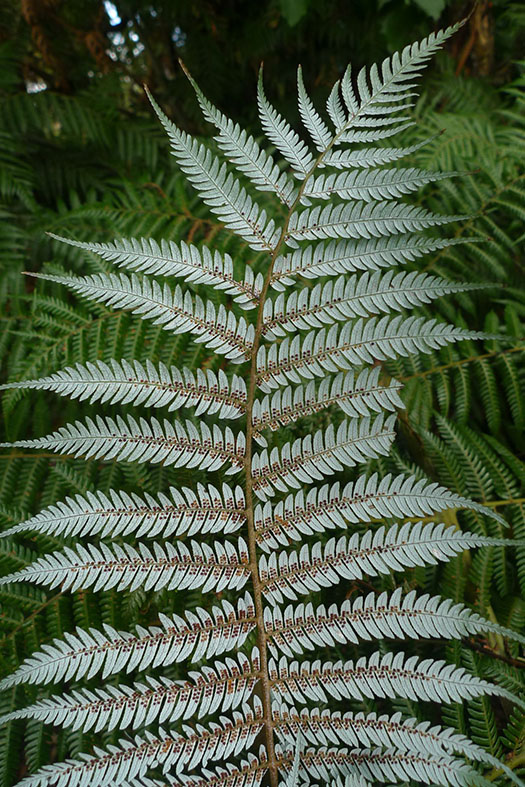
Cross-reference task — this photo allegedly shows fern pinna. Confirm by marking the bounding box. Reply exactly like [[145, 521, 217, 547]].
[[0, 22, 523, 787]]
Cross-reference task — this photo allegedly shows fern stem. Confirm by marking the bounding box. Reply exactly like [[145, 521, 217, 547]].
[[244, 214, 300, 787], [244, 80, 397, 777], [399, 345, 524, 380], [244, 113, 351, 783]]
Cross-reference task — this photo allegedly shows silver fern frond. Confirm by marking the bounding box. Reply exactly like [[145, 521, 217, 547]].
[[279, 743, 486, 786], [148, 87, 281, 252], [0, 593, 255, 689], [257, 67, 315, 178], [1, 20, 521, 787], [25, 271, 254, 360], [0, 482, 245, 540], [265, 589, 525, 657], [0, 649, 259, 732], [322, 134, 442, 169], [1, 359, 247, 416], [262, 271, 482, 338], [285, 202, 469, 246], [297, 66, 332, 153], [256, 316, 487, 390], [301, 166, 460, 203], [252, 369, 404, 436], [251, 415, 396, 499], [46, 233, 262, 308], [16, 700, 264, 787], [1, 415, 246, 471], [0, 537, 250, 594], [183, 64, 297, 208], [270, 236, 479, 289], [273, 704, 497, 769], [259, 524, 520, 603], [255, 471, 505, 548], [270, 651, 525, 709]]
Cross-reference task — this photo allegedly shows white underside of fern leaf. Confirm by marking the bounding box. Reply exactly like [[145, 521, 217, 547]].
[[1, 18, 523, 787]]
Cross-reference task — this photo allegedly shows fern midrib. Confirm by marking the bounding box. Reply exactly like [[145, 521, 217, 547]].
[[244, 105, 366, 785]]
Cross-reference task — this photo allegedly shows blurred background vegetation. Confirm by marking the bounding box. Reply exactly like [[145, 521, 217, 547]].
[[0, 0, 524, 784]]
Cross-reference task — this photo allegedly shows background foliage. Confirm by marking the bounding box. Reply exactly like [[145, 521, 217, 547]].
[[0, 0, 524, 784]]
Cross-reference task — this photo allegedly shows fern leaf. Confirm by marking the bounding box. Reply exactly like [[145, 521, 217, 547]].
[[46, 233, 262, 309], [251, 415, 396, 499], [1, 23, 521, 787], [16, 701, 263, 786], [183, 66, 297, 207], [260, 524, 521, 603], [147, 89, 280, 252], [0, 537, 250, 594], [339, 121, 417, 145], [262, 271, 482, 338], [252, 368, 404, 436], [265, 588, 525, 658], [25, 272, 254, 361], [326, 80, 346, 132], [271, 236, 478, 290], [285, 202, 468, 245], [322, 134, 442, 169], [1, 359, 247, 418], [339, 23, 462, 129], [274, 704, 504, 773], [1, 415, 245, 472], [257, 68, 315, 178], [302, 167, 460, 202], [297, 66, 332, 152], [296, 744, 491, 786], [0, 650, 259, 732], [329, 777, 371, 787], [142, 754, 267, 787], [340, 65, 359, 119], [0, 483, 245, 541], [255, 472, 505, 549], [257, 316, 486, 390], [271, 650, 525, 710], [0, 593, 255, 689]]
